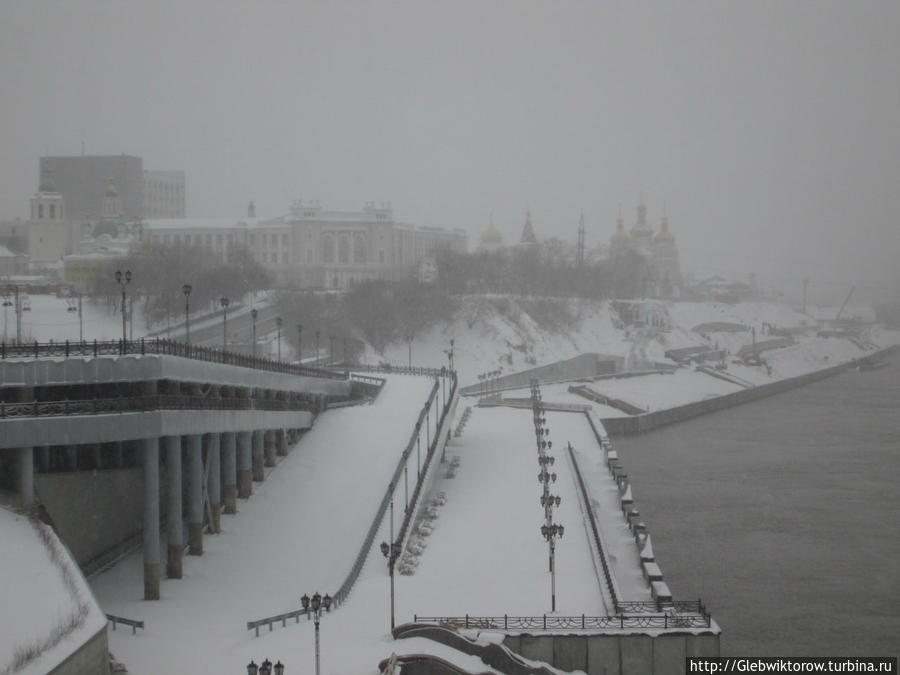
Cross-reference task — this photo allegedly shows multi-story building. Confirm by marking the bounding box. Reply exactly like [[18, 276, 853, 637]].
[[143, 170, 186, 218], [40, 154, 145, 223], [39, 155, 186, 222], [142, 200, 467, 289]]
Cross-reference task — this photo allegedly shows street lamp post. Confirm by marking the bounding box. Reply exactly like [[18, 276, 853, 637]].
[[380, 488, 401, 630], [246, 658, 283, 675], [220, 296, 229, 349], [251, 308, 258, 358], [115, 270, 131, 348], [315, 331, 320, 364], [406, 334, 412, 369], [329, 335, 335, 366], [297, 324, 303, 363], [182, 284, 192, 347], [415, 421, 421, 477], [276, 317, 283, 361], [300, 592, 332, 675]]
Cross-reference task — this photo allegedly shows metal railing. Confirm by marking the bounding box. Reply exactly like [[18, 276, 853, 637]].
[[0, 394, 317, 419], [106, 614, 144, 635], [0, 338, 345, 380], [350, 363, 449, 378], [412, 612, 713, 631]]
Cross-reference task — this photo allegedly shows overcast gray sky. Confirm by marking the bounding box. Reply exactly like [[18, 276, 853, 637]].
[[2, 1, 898, 303]]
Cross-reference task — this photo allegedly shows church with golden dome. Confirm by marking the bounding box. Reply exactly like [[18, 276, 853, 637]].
[[610, 200, 682, 298]]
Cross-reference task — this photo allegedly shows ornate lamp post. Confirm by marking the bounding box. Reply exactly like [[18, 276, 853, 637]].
[[220, 296, 230, 349], [315, 330, 320, 364], [276, 317, 283, 361], [328, 334, 335, 365], [296, 323, 303, 363], [115, 270, 131, 346], [247, 658, 284, 675], [405, 334, 413, 369], [251, 308, 258, 358], [300, 591, 331, 675], [380, 486, 401, 630], [182, 283, 192, 346]]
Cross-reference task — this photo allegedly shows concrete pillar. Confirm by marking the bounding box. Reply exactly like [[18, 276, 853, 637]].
[[113, 441, 124, 468], [277, 429, 288, 456], [264, 430, 276, 467], [36, 446, 50, 472], [206, 434, 221, 533], [165, 435, 183, 579], [17, 447, 34, 506], [91, 443, 102, 469], [252, 430, 265, 482], [186, 434, 203, 556], [142, 438, 160, 600], [237, 431, 252, 498], [221, 432, 237, 513], [66, 445, 78, 471]]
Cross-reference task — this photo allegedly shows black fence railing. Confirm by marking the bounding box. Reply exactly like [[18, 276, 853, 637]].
[[0, 338, 345, 380], [106, 613, 145, 635], [0, 394, 317, 419], [413, 612, 713, 631], [349, 363, 448, 378]]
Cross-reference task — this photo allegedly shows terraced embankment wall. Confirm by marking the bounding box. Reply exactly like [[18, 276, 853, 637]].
[[600, 346, 899, 437]]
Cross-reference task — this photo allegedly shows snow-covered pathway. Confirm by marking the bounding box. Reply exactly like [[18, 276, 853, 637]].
[[547, 411, 653, 601], [399, 405, 609, 617], [91, 374, 433, 673]]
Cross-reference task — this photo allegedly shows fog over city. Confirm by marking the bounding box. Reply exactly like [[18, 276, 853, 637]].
[[1, 0, 898, 303]]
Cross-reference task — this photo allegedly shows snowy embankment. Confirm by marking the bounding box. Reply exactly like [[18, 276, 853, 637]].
[[371, 296, 898, 415], [0, 508, 106, 675]]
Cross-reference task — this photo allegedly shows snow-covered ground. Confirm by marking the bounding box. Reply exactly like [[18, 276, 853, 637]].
[[88, 380, 651, 674], [0, 507, 106, 675], [6, 294, 897, 673]]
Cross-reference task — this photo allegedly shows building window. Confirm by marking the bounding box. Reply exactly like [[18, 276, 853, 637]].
[[379, 250, 385, 264], [206, 234, 212, 247], [38, 204, 43, 219], [282, 252, 287, 264], [49, 204, 55, 219], [307, 249, 313, 264], [216, 234, 223, 247], [249, 233, 256, 246], [281, 233, 288, 247], [338, 233, 350, 264], [322, 233, 334, 263], [353, 233, 366, 263]]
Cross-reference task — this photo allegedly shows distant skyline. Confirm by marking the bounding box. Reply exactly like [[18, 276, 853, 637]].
[[2, 0, 898, 303]]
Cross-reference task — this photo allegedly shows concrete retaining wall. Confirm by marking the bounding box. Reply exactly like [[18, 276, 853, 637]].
[[460, 353, 620, 396], [37, 467, 145, 567], [49, 624, 109, 675], [601, 346, 898, 436], [503, 632, 720, 675]]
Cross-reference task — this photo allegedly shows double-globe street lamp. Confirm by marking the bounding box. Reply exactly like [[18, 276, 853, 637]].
[[380, 485, 401, 631], [221, 296, 230, 349], [300, 592, 332, 675], [182, 284, 192, 346], [246, 658, 284, 675], [114, 270, 131, 346], [276, 317, 283, 361]]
